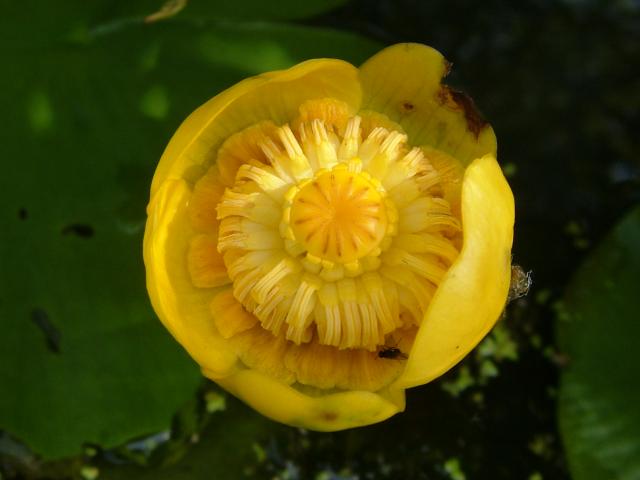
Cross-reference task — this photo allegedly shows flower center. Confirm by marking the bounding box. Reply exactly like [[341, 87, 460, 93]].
[[287, 166, 388, 264], [214, 110, 461, 352]]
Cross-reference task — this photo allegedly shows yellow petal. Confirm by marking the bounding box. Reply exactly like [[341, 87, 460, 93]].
[[394, 154, 514, 388], [188, 166, 226, 232], [210, 289, 258, 339], [359, 43, 496, 165], [212, 368, 404, 431], [293, 98, 355, 134], [144, 179, 238, 377], [358, 110, 405, 139], [229, 326, 297, 385], [283, 339, 406, 391], [151, 59, 362, 197], [216, 121, 279, 187], [187, 233, 230, 288]]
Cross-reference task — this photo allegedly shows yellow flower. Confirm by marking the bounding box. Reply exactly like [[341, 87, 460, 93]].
[[144, 43, 514, 430]]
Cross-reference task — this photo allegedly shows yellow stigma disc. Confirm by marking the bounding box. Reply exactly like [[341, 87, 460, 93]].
[[289, 165, 388, 264]]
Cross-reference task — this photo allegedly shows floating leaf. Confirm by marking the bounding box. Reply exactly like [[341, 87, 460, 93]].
[[99, 396, 272, 480], [558, 206, 640, 480], [0, 4, 379, 458]]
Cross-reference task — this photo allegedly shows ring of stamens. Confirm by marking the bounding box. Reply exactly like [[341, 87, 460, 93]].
[[213, 106, 461, 357]]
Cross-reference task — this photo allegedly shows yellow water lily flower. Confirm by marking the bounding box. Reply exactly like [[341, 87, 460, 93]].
[[144, 43, 514, 430]]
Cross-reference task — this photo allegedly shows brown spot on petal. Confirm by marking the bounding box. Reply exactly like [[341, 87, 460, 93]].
[[400, 101, 415, 113], [437, 86, 489, 138], [320, 411, 338, 422]]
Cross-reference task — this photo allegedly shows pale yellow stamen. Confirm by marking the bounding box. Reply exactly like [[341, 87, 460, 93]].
[[278, 125, 312, 180], [285, 274, 321, 344], [382, 248, 447, 284], [252, 257, 301, 304], [310, 119, 339, 169], [382, 147, 427, 191], [367, 130, 407, 180], [235, 164, 288, 201], [338, 116, 361, 161]]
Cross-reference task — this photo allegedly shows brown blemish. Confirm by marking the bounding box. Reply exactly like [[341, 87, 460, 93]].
[[436, 86, 489, 138], [320, 411, 338, 422], [400, 101, 415, 113]]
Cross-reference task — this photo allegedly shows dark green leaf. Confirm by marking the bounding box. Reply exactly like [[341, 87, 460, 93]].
[[0, 6, 379, 459], [558, 206, 640, 480], [99, 395, 273, 480]]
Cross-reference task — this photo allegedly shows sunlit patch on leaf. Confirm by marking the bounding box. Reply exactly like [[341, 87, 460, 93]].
[[139, 85, 170, 120], [27, 90, 54, 134]]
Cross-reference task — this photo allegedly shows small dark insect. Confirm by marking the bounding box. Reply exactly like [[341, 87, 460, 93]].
[[508, 264, 533, 302], [378, 347, 408, 360]]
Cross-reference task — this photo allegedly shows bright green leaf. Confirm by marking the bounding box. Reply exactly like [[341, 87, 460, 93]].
[[558, 206, 640, 480]]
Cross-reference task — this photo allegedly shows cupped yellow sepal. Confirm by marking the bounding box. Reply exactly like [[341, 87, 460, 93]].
[[213, 368, 404, 431], [144, 180, 238, 378], [359, 43, 497, 165], [151, 59, 362, 198], [394, 154, 514, 388]]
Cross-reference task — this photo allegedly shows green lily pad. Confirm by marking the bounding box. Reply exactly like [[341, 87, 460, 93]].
[[0, 5, 380, 459], [558, 206, 640, 480], [99, 394, 273, 480]]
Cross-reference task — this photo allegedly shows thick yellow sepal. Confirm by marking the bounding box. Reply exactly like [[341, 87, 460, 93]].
[[144, 180, 238, 378], [151, 59, 362, 198], [394, 155, 514, 388], [212, 368, 405, 431], [359, 43, 497, 165]]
